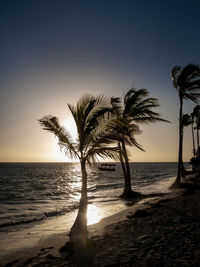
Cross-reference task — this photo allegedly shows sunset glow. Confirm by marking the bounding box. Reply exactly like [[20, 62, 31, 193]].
[[51, 118, 78, 162], [0, 0, 199, 163]]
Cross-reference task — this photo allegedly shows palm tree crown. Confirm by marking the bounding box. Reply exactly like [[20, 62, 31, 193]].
[[172, 63, 200, 101], [111, 88, 168, 198], [39, 95, 118, 164]]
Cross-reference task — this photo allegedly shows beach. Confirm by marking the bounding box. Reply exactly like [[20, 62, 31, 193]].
[[1, 175, 200, 266]]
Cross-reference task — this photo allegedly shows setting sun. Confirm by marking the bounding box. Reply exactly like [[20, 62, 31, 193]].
[[51, 118, 78, 162]]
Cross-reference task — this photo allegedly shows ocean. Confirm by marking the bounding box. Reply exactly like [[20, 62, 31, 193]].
[[0, 162, 187, 232], [0, 162, 191, 258]]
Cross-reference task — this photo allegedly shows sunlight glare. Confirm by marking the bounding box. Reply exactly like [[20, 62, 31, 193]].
[[62, 118, 78, 141], [87, 204, 102, 225], [51, 139, 66, 162], [51, 117, 78, 162]]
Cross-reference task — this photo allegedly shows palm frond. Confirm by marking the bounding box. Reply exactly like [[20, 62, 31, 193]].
[[123, 91, 170, 124], [171, 66, 181, 89], [124, 88, 149, 114], [110, 96, 122, 116], [182, 113, 192, 127], [183, 93, 200, 103], [39, 115, 78, 160], [87, 146, 119, 163], [177, 64, 200, 88]]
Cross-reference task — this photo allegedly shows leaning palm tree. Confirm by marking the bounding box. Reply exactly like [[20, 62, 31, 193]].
[[39, 95, 120, 250], [171, 63, 200, 187], [111, 88, 168, 198]]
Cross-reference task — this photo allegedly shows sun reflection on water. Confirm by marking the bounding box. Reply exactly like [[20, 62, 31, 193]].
[[87, 204, 102, 225]]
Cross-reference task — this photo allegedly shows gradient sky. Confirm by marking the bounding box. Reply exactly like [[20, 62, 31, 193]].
[[0, 0, 200, 162]]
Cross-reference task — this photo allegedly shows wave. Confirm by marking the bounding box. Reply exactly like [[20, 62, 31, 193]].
[[96, 183, 124, 190], [0, 203, 80, 229]]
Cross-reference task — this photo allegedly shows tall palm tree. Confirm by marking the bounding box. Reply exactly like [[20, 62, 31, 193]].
[[182, 114, 193, 162], [39, 95, 119, 250], [171, 63, 200, 187], [112, 88, 168, 198], [191, 111, 196, 157], [193, 105, 200, 157]]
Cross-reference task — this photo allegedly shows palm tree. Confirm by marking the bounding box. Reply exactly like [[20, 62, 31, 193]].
[[111, 88, 168, 198], [171, 63, 200, 187], [192, 105, 200, 157], [182, 114, 193, 166], [39, 95, 119, 250], [191, 111, 196, 157]]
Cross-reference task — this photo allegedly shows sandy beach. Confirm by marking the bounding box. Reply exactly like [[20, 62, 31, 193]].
[[1, 174, 200, 266]]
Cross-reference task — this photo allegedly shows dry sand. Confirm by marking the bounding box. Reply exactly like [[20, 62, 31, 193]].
[[1, 175, 200, 267]]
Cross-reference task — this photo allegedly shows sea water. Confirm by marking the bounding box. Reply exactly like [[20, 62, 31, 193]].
[[0, 162, 187, 231], [0, 162, 190, 258]]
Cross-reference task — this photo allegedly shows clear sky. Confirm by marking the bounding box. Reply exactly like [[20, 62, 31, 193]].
[[0, 0, 200, 162]]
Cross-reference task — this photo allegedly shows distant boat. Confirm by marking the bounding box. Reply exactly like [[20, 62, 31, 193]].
[[98, 163, 116, 171]]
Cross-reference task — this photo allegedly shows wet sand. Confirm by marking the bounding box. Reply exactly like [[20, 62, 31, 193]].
[[1, 175, 200, 266]]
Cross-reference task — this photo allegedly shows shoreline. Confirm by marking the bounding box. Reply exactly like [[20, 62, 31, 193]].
[[0, 175, 191, 266], [0, 175, 176, 260], [0, 194, 172, 266]]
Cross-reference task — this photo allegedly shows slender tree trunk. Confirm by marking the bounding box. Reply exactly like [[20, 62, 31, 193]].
[[192, 122, 196, 157], [69, 158, 88, 249], [121, 139, 132, 193], [173, 96, 183, 187], [197, 127, 200, 157], [118, 141, 127, 180], [119, 138, 141, 198]]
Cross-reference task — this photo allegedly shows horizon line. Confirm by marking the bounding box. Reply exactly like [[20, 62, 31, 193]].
[[0, 161, 184, 164]]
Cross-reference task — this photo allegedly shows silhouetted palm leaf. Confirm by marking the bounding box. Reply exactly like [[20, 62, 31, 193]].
[[182, 114, 192, 128], [39, 115, 78, 160]]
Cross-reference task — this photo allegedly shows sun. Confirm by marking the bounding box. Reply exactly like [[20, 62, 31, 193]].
[[51, 118, 78, 162], [51, 139, 67, 162]]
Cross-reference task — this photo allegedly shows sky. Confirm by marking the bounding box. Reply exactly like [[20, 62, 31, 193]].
[[0, 0, 200, 162]]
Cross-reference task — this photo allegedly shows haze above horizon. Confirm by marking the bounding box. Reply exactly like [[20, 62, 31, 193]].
[[0, 0, 200, 163]]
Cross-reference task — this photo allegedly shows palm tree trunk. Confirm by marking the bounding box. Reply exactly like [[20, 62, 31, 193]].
[[197, 127, 200, 157], [173, 96, 183, 187], [120, 139, 134, 197], [69, 158, 88, 249], [118, 141, 127, 180], [192, 122, 195, 157]]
